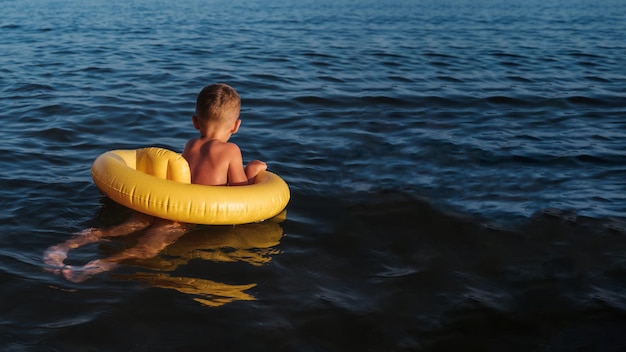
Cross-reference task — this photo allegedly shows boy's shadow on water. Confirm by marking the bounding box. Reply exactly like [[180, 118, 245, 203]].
[[113, 212, 286, 307]]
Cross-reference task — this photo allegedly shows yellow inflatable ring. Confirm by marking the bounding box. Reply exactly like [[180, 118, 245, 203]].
[[91, 148, 290, 225]]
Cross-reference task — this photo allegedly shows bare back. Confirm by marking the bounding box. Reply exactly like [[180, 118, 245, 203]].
[[182, 138, 248, 186]]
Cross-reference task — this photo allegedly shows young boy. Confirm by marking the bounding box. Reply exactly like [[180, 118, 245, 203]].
[[183, 83, 266, 185], [44, 83, 265, 282]]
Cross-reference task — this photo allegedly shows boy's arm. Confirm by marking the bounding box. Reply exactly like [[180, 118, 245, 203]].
[[226, 145, 267, 186], [226, 144, 250, 186]]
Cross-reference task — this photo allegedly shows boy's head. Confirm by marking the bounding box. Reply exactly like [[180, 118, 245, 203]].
[[194, 84, 241, 128]]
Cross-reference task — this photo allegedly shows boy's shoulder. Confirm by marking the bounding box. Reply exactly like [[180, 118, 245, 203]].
[[219, 141, 242, 156]]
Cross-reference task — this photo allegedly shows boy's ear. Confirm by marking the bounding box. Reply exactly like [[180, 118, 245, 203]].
[[192, 115, 200, 130], [231, 119, 242, 134]]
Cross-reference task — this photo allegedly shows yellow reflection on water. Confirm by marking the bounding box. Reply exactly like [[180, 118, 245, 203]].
[[116, 211, 286, 307], [128, 273, 257, 307]]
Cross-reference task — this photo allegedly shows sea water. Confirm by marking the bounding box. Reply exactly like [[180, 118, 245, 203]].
[[1, 0, 625, 350]]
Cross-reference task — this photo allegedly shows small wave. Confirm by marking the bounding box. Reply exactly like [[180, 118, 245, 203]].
[[250, 73, 292, 84], [371, 51, 407, 59], [81, 66, 115, 74], [428, 60, 453, 68], [490, 51, 528, 59], [359, 95, 414, 105], [565, 95, 610, 106], [569, 51, 604, 59], [318, 75, 345, 83], [423, 52, 459, 59], [388, 75, 413, 83], [301, 51, 337, 59], [577, 60, 601, 68], [585, 76, 611, 83], [507, 75, 534, 83], [9, 83, 55, 93], [481, 95, 529, 105], [500, 61, 524, 67], [24, 127, 77, 143], [293, 95, 342, 106], [436, 75, 463, 83], [371, 267, 421, 280]]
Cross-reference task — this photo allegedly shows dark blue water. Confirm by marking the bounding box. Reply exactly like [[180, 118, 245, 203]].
[[2, 0, 626, 350]]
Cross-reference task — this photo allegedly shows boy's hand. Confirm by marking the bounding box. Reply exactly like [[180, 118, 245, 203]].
[[247, 160, 267, 176]]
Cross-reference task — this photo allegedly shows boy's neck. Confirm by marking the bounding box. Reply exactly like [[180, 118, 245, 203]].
[[199, 128, 231, 143]]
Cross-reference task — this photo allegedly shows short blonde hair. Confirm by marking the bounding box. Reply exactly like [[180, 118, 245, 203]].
[[195, 83, 241, 125]]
